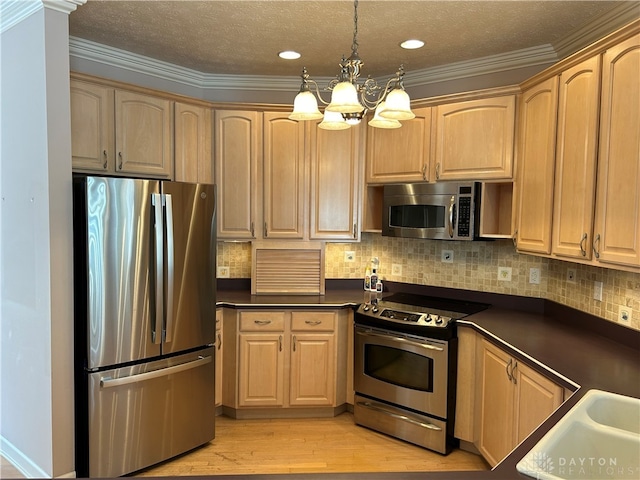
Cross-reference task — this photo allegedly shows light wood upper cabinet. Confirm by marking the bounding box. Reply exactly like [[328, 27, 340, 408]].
[[114, 90, 173, 177], [310, 124, 362, 240], [70, 80, 115, 172], [214, 110, 262, 240], [434, 96, 515, 181], [593, 34, 640, 269], [476, 339, 563, 468], [174, 102, 213, 184], [263, 113, 306, 239], [366, 107, 432, 184], [515, 77, 559, 255], [552, 56, 601, 260]]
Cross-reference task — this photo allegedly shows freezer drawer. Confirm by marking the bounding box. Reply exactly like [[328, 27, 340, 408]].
[[87, 348, 215, 477]]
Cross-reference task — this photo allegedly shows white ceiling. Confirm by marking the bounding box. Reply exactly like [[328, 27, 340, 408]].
[[69, 1, 638, 80]]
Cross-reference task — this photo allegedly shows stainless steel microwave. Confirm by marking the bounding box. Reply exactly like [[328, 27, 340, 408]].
[[382, 182, 481, 240]]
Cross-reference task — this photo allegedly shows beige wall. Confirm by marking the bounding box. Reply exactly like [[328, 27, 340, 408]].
[[218, 234, 640, 332]]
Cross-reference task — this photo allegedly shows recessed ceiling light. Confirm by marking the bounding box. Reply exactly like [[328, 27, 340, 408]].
[[400, 39, 424, 50], [278, 50, 301, 60]]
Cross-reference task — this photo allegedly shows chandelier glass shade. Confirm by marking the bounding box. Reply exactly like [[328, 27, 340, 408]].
[[289, 0, 414, 129]]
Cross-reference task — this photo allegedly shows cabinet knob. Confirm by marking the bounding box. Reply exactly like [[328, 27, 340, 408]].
[[422, 164, 427, 180], [103, 150, 108, 169], [118, 152, 123, 170], [435, 163, 441, 180], [593, 233, 601, 259]]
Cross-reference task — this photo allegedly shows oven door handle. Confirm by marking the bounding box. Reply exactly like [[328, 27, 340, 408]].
[[356, 330, 444, 352], [356, 401, 442, 431]]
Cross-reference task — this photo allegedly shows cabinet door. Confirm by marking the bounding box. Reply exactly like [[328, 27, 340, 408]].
[[513, 361, 563, 445], [263, 112, 306, 239], [476, 339, 515, 467], [309, 123, 362, 240], [238, 333, 284, 407], [215, 110, 262, 240], [114, 90, 173, 177], [515, 77, 559, 254], [366, 107, 431, 183], [215, 309, 223, 408], [174, 102, 213, 184], [435, 97, 515, 180], [290, 333, 336, 406], [552, 56, 601, 260], [594, 34, 640, 269], [70, 80, 114, 173]]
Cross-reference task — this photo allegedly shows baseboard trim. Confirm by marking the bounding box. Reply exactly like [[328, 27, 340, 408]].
[[1, 435, 48, 478]]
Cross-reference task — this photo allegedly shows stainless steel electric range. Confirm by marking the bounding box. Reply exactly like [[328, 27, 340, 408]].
[[353, 292, 489, 454]]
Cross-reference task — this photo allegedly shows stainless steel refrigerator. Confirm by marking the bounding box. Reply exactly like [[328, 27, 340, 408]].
[[72, 175, 216, 478]]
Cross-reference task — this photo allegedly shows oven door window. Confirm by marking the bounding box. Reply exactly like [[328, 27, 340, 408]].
[[364, 344, 434, 392], [389, 204, 445, 229]]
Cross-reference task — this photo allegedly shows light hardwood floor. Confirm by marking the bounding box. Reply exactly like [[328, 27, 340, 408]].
[[133, 413, 489, 477], [1, 455, 25, 479]]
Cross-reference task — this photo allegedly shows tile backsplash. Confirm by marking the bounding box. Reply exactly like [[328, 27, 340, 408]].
[[217, 234, 640, 331]]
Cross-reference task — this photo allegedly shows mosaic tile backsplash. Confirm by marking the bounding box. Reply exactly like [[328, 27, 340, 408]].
[[217, 233, 640, 331]]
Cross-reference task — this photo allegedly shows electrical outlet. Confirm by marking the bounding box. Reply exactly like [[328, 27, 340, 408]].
[[566, 268, 577, 284], [593, 281, 603, 301], [217, 266, 230, 278], [498, 266, 512, 281], [618, 305, 632, 325], [529, 267, 541, 284], [344, 251, 355, 262], [441, 250, 454, 263], [391, 264, 403, 276]]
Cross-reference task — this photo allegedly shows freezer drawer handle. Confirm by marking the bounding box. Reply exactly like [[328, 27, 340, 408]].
[[356, 401, 442, 431], [100, 356, 212, 388]]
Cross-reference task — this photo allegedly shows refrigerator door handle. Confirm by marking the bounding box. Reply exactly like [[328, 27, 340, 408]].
[[164, 193, 175, 343], [152, 193, 164, 345], [99, 355, 212, 388]]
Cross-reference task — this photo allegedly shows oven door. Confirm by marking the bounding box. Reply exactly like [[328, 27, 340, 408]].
[[354, 326, 449, 419]]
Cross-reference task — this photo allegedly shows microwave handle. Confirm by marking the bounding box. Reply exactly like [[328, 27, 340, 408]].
[[448, 196, 456, 238]]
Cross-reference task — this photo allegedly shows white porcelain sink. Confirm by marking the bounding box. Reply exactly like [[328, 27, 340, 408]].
[[516, 390, 640, 480]]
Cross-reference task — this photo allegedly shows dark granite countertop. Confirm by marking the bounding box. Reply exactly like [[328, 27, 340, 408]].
[[213, 280, 640, 480]]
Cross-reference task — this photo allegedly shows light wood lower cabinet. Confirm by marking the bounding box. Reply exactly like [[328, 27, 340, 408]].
[[455, 328, 566, 467], [475, 338, 563, 467], [224, 309, 348, 416]]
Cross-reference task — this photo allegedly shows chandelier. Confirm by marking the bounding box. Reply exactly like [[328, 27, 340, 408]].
[[288, 0, 415, 130]]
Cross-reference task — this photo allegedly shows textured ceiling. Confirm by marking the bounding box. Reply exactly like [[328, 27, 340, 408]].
[[69, 1, 628, 78]]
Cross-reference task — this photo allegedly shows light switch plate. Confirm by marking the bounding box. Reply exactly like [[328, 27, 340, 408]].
[[217, 266, 230, 278], [391, 264, 402, 276], [593, 281, 603, 301], [344, 251, 355, 262], [529, 267, 540, 284]]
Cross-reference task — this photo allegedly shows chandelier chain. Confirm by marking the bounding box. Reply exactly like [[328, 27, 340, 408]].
[[351, 0, 359, 55]]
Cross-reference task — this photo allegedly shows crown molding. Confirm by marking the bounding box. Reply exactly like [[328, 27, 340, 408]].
[[403, 44, 558, 87], [1, 0, 85, 34], [0, 1, 41, 34], [552, 1, 640, 60], [68, 3, 638, 93], [42, 0, 86, 15], [69, 36, 557, 93]]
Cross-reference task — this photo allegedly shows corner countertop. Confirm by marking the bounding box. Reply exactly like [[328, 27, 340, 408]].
[[213, 285, 640, 480]]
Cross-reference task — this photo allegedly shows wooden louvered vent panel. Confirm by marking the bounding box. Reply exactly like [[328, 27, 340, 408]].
[[252, 242, 325, 295]]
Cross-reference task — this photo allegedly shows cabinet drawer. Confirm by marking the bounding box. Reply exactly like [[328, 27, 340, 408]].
[[239, 311, 285, 331], [291, 311, 336, 331]]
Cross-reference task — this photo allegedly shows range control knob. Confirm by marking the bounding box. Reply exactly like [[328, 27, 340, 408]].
[[372, 307, 379, 313], [362, 305, 370, 312], [435, 316, 444, 324], [429, 314, 439, 323]]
